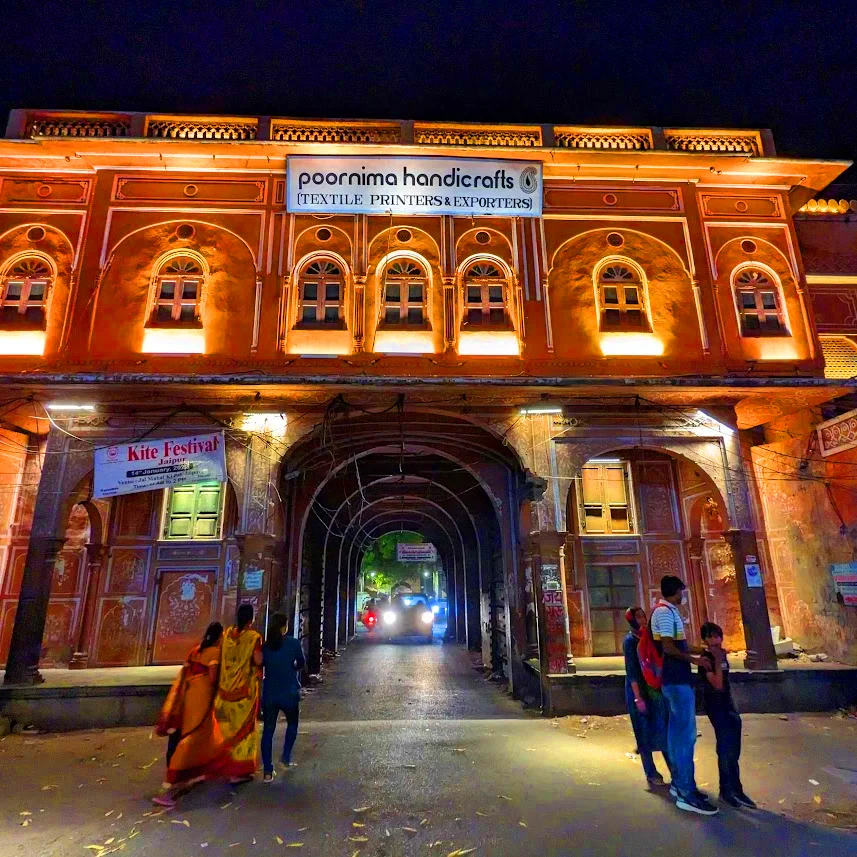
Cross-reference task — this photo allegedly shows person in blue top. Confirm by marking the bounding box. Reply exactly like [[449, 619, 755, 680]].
[[651, 575, 717, 816], [623, 607, 672, 787], [260, 612, 306, 784]]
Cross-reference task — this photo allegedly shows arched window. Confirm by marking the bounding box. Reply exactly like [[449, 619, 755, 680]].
[[462, 261, 509, 328], [733, 268, 787, 336], [381, 259, 427, 327], [596, 263, 649, 331], [297, 258, 344, 327], [151, 256, 203, 325], [1, 256, 52, 328]]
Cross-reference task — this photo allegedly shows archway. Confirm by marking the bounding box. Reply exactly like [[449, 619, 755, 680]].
[[278, 409, 533, 695], [562, 444, 749, 656]]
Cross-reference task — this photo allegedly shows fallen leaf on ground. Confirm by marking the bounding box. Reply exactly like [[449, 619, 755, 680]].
[[352, 806, 371, 814], [352, 822, 365, 828], [475, 811, 487, 817], [128, 830, 139, 839], [402, 827, 418, 834], [385, 829, 391, 837], [201, 844, 208, 849], [252, 838, 257, 845], [116, 813, 123, 820], [275, 836, 284, 845], [41, 785, 58, 791], [420, 818, 429, 826], [105, 810, 114, 817], [403, 764, 417, 769], [778, 799, 786, 804], [171, 819, 191, 827], [139, 759, 158, 770], [814, 795, 823, 804], [21, 819, 31, 827], [105, 839, 115, 845], [85, 847, 105, 852], [220, 802, 233, 810], [19, 811, 32, 816], [498, 795, 512, 801], [229, 844, 240, 848], [809, 779, 820, 786], [298, 828, 308, 833], [454, 748, 466, 753], [349, 836, 368, 843], [519, 821, 527, 828]]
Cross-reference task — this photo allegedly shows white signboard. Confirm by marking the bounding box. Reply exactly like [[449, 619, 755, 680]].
[[831, 562, 857, 606], [287, 156, 542, 217], [397, 542, 438, 563], [93, 432, 226, 500], [744, 563, 763, 588]]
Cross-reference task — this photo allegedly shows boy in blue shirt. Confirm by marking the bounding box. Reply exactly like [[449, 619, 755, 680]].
[[698, 622, 756, 809]]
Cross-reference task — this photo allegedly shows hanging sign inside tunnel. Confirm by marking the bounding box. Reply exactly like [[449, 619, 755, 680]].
[[397, 542, 438, 563], [93, 432, 226, 499]]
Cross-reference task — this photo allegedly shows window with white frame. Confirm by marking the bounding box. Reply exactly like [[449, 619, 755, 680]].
[[462, 261, 510, 329], [296, 258, 344, 327], [579, 460, 635, 535], [150, 256, 203, 326], [734, 268, 788, 336], [597, 264, 649, 332], [381, 259, 427, 327], [1, 257, 51, 328]]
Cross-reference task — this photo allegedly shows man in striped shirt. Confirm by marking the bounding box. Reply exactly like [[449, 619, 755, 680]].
[[651, 575, 718, 816]]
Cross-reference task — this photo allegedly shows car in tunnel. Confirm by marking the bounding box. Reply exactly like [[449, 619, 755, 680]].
[[381, 594, 435, 643]]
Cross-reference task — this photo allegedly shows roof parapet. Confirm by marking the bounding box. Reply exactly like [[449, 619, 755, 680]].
[[4, 109, 778, 156]]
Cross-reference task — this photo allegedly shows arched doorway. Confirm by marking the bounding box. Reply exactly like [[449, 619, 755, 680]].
[[278, 409, 533, 694], [562, 445, 746, 657]]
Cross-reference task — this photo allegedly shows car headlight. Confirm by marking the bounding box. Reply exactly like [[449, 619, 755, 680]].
[[421, 611, 434, 624], [431, 605, 440, 614], [383, 611, 397, 625]]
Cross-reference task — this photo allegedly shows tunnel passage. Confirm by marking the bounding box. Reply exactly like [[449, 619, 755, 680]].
[[278, 409, 533, 694]]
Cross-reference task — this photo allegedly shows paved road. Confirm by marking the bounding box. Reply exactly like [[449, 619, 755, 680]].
[[2, 634, 856, 857]]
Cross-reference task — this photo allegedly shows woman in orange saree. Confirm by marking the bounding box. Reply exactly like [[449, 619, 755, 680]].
[[153, 622, 228, 806], [215, 603, 263, 782]]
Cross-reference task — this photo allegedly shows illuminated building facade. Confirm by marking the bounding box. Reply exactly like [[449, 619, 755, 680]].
[[0, 110, 854, 695]]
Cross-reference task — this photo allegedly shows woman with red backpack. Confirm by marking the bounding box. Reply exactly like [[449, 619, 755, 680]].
[[623, 607, 673, 787]]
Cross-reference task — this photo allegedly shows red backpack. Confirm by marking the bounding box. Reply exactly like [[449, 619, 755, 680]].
[[637, 618, 664, 691]]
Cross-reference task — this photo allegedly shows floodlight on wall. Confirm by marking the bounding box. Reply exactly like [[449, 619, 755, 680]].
[[519, 406, 563, 415], [47, 404, 96, 412], [240, 412, 287, 437], [695, 410, 735, 436], [0, 330, 46, 356], [141, 328, 205, 354], [599, 332, 664, 357]]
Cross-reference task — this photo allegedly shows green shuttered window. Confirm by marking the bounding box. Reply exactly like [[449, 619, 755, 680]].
[[163, 481, 224, 540]]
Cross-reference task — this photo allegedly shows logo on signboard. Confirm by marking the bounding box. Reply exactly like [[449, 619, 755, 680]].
[[519, 166, 538, 194], [106, 446, 120, 462]]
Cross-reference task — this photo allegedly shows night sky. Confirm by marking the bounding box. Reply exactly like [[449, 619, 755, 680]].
[[2, 1, 856, 181]]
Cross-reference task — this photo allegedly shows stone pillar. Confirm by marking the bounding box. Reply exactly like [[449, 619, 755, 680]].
[[4, 428, 91, 686], [69, 543, 108, 670], [322, 552, 340, 655], [442, 276, 456, 352], [4, 536, 66, 684], [235, 533, 277, 633], [353, 275, 366, 352], [723, 529, 777, 671], [686, 536, 710, 636]]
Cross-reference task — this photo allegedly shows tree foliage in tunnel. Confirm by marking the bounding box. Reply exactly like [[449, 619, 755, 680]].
[[360, 531, 440, 594]]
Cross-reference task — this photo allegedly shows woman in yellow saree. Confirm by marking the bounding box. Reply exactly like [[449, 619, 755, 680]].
[[153, 622, 228, 806], [215, 603, 263, 781]]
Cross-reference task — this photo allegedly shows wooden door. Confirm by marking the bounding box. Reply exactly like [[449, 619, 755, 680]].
[[151, 570, 216, 664]]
